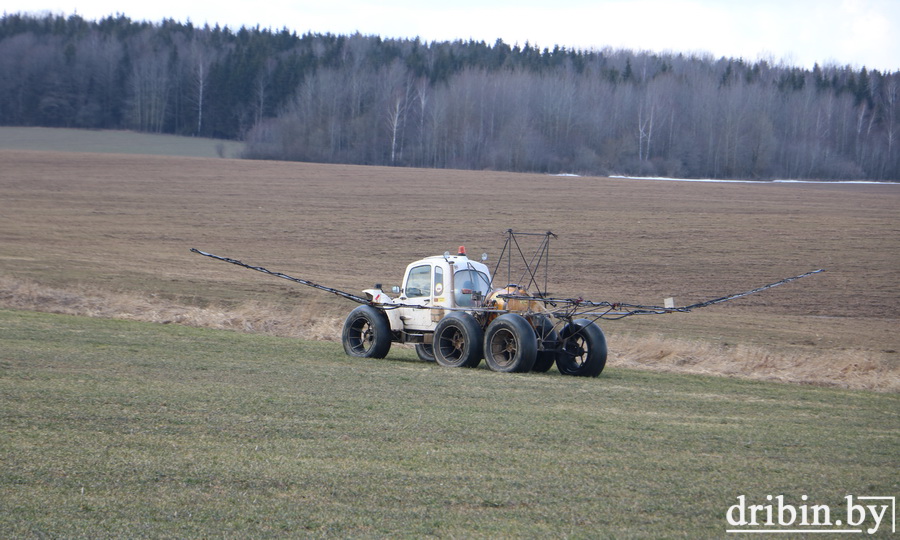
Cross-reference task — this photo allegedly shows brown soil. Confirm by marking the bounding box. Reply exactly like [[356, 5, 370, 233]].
[[1, 150, 897, 390]]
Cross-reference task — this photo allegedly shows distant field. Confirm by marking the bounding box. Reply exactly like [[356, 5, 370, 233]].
[[1, 310, 896, 537], [0, 137, 898, 390], [0, 127, 244, 158]]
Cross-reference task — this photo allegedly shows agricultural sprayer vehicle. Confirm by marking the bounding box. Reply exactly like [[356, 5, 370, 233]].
[[192, 230, 822, 377]]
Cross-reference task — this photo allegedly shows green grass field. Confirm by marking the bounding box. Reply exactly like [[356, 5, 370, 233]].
[[1, 309, 896, 537]]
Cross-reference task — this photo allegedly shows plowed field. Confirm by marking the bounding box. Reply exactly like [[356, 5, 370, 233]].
[[2, 149, 897, 389]]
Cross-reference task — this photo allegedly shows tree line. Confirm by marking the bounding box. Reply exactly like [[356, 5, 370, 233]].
[[1, 12, 897, 180]]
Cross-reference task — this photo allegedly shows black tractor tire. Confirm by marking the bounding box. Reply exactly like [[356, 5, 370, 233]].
[[415, 343, 436, 362], [433, 313, 483, 368], [341, 305, 392, 359], [484, 314, 538, 373], [530, 315, 559, 373], [556, 319, 607, 377]]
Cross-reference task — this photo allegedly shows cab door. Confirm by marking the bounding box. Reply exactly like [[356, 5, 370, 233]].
[[399, 263, 448, 331]]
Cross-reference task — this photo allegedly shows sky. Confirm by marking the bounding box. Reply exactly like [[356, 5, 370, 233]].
[[6, 0, 899, 72]]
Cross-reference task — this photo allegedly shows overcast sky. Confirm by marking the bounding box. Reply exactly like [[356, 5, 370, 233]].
[[6, 0, 899, 71]]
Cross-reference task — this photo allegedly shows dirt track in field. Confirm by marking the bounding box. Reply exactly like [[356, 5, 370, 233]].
[[1, 150, 898, 390]]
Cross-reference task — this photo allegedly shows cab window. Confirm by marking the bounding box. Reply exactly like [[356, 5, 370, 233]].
[[405, 265, 431, 298], [434, 266, 444, 296], [454, 269, 491, 307]]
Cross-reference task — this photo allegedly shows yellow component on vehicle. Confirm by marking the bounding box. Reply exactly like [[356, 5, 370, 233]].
[[487, 285, 545, 313]]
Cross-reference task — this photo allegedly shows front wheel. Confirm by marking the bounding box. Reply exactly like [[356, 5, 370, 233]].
[[433, 313, 483, 368], [484, 314, 537, 373], [342, 305, 392, 358], [556, 319, 607, 377]]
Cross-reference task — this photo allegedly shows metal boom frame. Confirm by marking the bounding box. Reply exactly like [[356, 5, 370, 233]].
[[192, 245, 824, 321]]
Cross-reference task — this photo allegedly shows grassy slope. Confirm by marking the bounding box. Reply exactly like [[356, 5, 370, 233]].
[[1, 309, 897, 538]]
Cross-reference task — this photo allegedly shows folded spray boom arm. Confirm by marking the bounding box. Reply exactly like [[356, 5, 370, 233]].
[[190, 248, 372, 305], [496, 268, 824, 320]]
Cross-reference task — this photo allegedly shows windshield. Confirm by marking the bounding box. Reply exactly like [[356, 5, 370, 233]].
[[454, 269, 491, 307]]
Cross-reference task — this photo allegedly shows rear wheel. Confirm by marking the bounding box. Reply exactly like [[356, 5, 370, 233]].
[[556, 319, 607, 377], [434, 313, 483, 368], [341, 305, 392, 358], [415, 343, 436, 362], [484, 314, 537, 373]]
